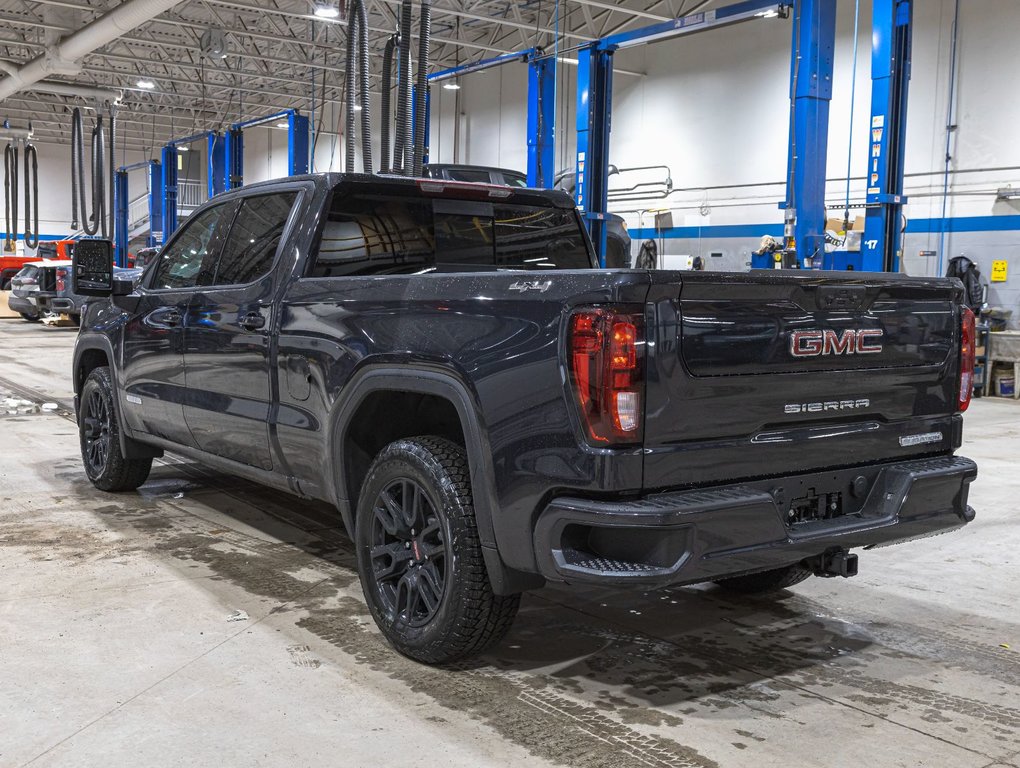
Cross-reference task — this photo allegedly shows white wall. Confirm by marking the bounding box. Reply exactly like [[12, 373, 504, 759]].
[[428, 0, 1020, 323]]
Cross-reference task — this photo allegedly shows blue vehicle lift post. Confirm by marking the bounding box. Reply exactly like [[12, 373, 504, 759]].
[[148, 160, 164, 247], [862, 0, 912, 272], [208, 131, 226, 197], [427, 49, 557, 187], [223, 109, 309, 191], [782, 0, 837, 268], [112, 159, 161, 263], [526, 55, 556, 188], [161, 144, 179, 241], [575, 0, 787, 266]]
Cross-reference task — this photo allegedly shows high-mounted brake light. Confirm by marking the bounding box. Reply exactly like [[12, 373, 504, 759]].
[[568, 307, 645, 444], [416, 179, 514, 199], [958, 307, 976, 412]]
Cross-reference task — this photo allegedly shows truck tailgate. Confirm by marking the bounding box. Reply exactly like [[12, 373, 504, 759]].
[[643, 271, 964, 490]]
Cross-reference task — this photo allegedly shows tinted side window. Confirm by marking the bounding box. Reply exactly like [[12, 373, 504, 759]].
[[493, 204, 591, 269], [152, 205, 229, 290], [311, 195, 432, 278], [445, 168, 493, 184], [502, 171, 528, 187], [214, 192, 297, 285]]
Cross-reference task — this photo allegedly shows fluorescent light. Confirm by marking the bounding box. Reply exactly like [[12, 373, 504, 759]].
[[442, 81, 461, 90], [275, 122, 290, 129], [352, 104, 362, 111], [136, 79, 155, 89], [313, 4, 340, 17], [176, 146, 189, 152]]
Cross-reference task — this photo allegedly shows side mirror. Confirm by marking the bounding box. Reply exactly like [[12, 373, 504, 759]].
[[72, 239, 115, 296]]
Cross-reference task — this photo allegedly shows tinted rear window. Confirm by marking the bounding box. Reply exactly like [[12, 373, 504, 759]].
[[310, 190, 592, 278]]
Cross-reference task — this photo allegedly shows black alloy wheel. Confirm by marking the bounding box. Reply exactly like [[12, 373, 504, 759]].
[[355, 436, 521, 663], [78, 366, 152, 492], [81, 386, 111, 477], [369, 477, 448, 628]]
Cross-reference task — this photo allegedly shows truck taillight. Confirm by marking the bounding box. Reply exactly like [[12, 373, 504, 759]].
[[568, 307, 645, 444], [958, 307, 976, 412], [56, 268, 67, 292]]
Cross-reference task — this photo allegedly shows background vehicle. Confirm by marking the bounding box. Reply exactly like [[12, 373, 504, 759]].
[[8, 260, 142, 323], [73, 174, 977, 665], [7, 263, 48, 320], [425, 163, 633, 267]]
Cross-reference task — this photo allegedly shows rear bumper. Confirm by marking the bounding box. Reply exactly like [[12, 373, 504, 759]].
[[533, 455, 977, 586], [50, 297, 80, 314], [7, 294, 37, 315]]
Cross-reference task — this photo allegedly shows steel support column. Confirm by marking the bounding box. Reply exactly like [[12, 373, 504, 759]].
[[113, 170, 128, 267], [527, 56, 556, 188], [161, 144, 178, 240], [225, 127, 243, 190], [287, 112, 310, 176], [208, 131, 226, 197], [862, 0, 912, 272], [575, 44, 614, 266], [148, 160, 163, 247], [784, 0, 836, 268]]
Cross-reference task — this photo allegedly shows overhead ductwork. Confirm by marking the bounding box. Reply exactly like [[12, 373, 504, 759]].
[[0, 0, 182, 101], [28, 81, 124, 104]]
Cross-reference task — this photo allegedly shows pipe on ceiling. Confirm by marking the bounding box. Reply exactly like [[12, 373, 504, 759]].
[[0, 0, 182, 101], [27, 80, 123, 103]]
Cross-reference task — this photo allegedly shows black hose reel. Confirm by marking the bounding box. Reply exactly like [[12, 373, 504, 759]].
[[71, 105, 113, 238]]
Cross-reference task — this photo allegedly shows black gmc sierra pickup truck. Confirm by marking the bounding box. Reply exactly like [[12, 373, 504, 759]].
[[72, 173, 978, 663]]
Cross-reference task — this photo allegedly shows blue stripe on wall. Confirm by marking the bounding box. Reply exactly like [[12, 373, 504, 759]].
[[630, 215, 1020, 241], [0, 233, 71, 242]]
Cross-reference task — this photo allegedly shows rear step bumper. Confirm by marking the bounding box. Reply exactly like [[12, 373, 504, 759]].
[[534, 455, 977, 586]]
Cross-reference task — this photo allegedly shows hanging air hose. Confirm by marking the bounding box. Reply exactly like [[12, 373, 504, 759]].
[[411, 0, 432, 177], [4, 142, 18, 252], [92, 111, 107, 238], [380, 33, 398, 174], [394, 0, 413, 174], [108, 103, 117, 242], [23, 142, 39, 250], [343, 0, 373, 173], [71, 107, 104, 237]]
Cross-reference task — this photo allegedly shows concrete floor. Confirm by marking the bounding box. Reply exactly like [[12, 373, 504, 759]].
[[0, 318, 1017, 768]]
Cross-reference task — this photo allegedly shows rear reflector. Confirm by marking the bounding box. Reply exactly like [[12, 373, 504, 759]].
[[959, 307, 976, 412], [568, 307, 645, 444]]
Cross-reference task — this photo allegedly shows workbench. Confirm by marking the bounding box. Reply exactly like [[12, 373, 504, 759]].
[[984, 331, 1020, 399]]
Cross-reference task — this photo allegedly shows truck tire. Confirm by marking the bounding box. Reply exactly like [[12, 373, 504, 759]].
[[714, 564, 812, 594], [20, 313, 40, 322], [79, 366, 152, 492], [355, 436, 520, 663]]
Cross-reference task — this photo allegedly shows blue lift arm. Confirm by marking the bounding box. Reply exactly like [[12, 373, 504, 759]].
[[862, 0, 912, 272]]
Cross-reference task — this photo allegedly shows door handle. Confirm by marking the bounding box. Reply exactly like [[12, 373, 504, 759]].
[[162, 309, 182, 327], [239, 311, 266, 331]]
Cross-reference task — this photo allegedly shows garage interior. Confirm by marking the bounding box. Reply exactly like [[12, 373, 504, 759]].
[[1, 0, 1019, 766]]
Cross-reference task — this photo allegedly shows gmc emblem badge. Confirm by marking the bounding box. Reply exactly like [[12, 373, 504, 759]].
[[790, 329, 884, 357]]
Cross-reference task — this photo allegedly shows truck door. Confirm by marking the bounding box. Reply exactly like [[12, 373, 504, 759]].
[[183, 190, 299, 470], [120, 203, 231, 446]]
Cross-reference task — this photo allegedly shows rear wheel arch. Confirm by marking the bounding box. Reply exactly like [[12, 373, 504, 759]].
[[332, 368, 542, 596], [330, 369, 488, 536]]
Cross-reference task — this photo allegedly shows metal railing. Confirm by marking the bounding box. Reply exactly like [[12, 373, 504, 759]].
[[177, 179, 206, 210]]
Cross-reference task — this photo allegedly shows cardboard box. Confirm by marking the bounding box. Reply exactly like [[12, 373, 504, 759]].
[[0, 290, 22, 319]]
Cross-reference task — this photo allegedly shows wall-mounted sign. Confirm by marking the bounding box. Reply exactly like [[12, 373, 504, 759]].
[[991, 260, 1008, 282]]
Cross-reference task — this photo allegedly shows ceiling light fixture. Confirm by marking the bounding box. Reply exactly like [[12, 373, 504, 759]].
[[442, 81, 461, 90], [314, 3, 340, 18], [353, 104, 362, 111], [276, 122, 290, 129], [136, 79, 155, 89], [176, 146, 190, 152], [755, 8, 779, 18]]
